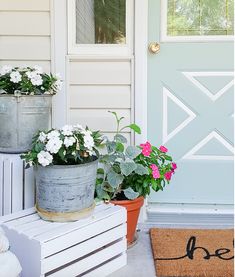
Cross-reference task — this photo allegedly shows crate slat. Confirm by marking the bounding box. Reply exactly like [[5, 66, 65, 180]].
[[0, 153, 35, 216], [48, 239, 126, 277], [0, 156, 3, 216], [41, 223, 126, 273], [84, 253, 127, 277], [11, 157, 24, 212], [3, 158, 12, 215], [0, 207, 35, 224], [36, 205, 118, 242], [41, 207, 126, 257]]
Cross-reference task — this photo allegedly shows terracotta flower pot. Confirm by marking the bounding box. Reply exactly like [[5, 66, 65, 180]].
[[111, 196, 144, 245]]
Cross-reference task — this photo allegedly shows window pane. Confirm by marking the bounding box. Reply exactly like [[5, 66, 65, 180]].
[[167, 0, 234, 36], [76, 0, 126, 44]]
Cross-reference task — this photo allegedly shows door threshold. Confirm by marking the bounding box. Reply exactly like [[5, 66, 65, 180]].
[[144, 203, 234, 228]]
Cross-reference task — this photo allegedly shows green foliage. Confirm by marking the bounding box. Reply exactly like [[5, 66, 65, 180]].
[[95, 111, 177, 201]]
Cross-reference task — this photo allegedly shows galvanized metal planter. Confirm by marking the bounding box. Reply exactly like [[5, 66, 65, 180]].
[[0, 95, 52, 154], [34, 159, 98, 222]]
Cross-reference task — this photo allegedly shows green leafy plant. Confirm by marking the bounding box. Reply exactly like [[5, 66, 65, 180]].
[[95, 112, 177, 201]]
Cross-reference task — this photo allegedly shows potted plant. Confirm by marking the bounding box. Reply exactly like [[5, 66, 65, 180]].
[[0, 65, 62, 153], [96, 112, 177, 245], [21, 124, 102, 222]]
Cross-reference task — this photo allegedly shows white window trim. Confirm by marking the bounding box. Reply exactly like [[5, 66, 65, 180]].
[[67, 0, 134, 56], [161, 0, 234, 42]]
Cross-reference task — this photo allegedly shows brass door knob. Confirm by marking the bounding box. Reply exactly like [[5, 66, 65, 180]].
[[148, 42, 160, 54]]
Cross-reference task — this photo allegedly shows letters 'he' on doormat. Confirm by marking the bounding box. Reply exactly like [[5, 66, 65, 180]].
[[150, 228, 234, 277]]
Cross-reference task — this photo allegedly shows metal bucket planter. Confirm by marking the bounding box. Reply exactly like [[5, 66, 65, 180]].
[[34, 159, 98, 222], [0, 95, 52, 154]]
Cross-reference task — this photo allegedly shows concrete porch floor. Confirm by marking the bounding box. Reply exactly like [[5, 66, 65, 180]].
[[109, 229, 156, 277]]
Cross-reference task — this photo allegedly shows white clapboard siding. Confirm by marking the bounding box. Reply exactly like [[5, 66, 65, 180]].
[[69, 85, 131, 109], [68, 58, 133, 143], [0, 12, 50, 36], [0, 0, 50, 11], [1, 204, 127, 277], [69, 60, 131, 85], [0, 154, 35, 216], [0, 36, 51, 60], [69, 109, 131, 132]]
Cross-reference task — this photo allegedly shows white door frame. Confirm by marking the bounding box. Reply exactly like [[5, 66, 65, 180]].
[[134, 0, 149, 222]]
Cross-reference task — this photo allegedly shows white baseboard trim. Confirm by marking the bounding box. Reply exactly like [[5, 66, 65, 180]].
[[143, 203, 234, 228]]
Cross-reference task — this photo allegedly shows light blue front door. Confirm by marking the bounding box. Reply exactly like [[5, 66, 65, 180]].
[[148, 0, 234, 205]]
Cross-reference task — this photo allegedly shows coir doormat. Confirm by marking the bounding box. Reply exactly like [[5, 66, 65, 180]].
[[150, 228, 234, 277]]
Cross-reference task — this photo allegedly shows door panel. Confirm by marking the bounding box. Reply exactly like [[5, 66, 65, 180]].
[[148, 0, 234, 204]]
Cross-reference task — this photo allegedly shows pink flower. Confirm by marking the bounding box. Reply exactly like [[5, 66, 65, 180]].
[[140, 141, 152, 157], [152, 169, 160, 179], [159, 145, 168, 153], [164, 171, 172, 181], [150, 164, 158, 170], [150, 164, 160, 179], [172, 163, 177, 169]]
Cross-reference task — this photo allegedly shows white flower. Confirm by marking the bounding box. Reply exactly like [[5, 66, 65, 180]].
[[38, 132, 47, 143], [10, 71, 22, 83], [0, 65, 13, 76], [73, 124, 85, 132], [47, 130, 60, 140], [26, 71, 43, 86], [46, 137, 63, 154], [37, 151, 53, 167], [26, 71, 37, 79], [31, 75, 43, 86], [82, 130, 92, 136], [61, 125, 73, 136], [64, 136, 76, 148], [83, 134, 94, 150], [54, 79, 63, 91], [33, 65, 43, 74]]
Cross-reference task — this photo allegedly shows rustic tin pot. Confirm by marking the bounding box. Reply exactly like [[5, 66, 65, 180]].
[[0, 95, 52, 154], [34, 159, 98, 222]]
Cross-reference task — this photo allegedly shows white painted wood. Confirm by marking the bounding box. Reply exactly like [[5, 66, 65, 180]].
[[0, 36, 50, 60], [41, 208, 126, 257], [0, 61, 51, 72], [67, 0, 133, 56], [49, 240, 126, 277], [69, 60, 131, 85], [0, 12, 50, 36], [69, 85, 131, 109], [24, 167, 35, 209], [69, 109, 130, 132], [133, 0, 149, 223], [51, 0, 68, 128], [1, 204, 127, 277], [0, 154, 35, 216], [0, 0, 50, 11], [41, 224, 126, 273], [147, 203, 234, 227], [84, 253, 127, 277], [11, 158, 23, 213], [0, 156, 3, 216], [3, 159, 12, 215]]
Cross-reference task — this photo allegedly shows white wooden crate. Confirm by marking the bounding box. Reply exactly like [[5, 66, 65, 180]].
[[0, 203, 127, 277], [0, 153, 35, 216]]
